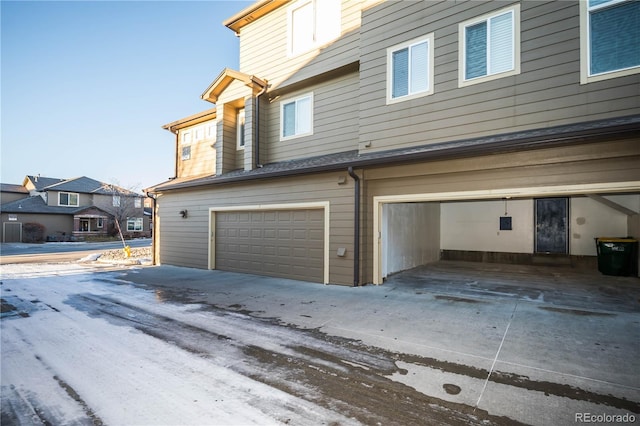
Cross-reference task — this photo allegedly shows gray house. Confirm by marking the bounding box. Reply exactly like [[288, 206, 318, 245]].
[[149, 0, 640, 284], [1, 175, 149, 242]]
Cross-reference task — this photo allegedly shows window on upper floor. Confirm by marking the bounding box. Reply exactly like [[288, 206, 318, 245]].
[[288, 0, 341, 57], [459, 5, 520, 87], [134, 198, 142, 209], [387, 34, 435, 104], [237, 108, 245, 150], [207, 122, 216, 141], [181, 145, 191, 161], [194, 126, 203, 141], [59, 192, 79, 207], [280, 93, 313, 140], [112, 195, 121, 207], [181, 130, 191, 145], [580, 0, 640, 84], [180, 129, 192, 160]]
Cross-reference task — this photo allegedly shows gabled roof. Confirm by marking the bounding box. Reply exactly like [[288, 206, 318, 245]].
[[0, 183, 28, 194], [0, 196, 111, 216], [41, 176, 138, 196], [201, 68, 267, 104], [23, 175, 65, 191], [223, 0, 290, 34]]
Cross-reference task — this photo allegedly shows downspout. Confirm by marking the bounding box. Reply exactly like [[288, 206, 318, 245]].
[[254, 81, 268, 168], [348, 167, 360, 287], [172, 128, 179, 179]]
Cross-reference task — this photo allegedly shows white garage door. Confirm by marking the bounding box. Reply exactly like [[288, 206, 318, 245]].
[[215, 209, 324, 282]]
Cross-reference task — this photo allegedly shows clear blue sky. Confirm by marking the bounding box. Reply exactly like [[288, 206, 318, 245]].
[[1, 0, 252, 193]]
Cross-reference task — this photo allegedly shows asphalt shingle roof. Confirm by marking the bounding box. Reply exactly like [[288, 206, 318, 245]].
[[0, 196, 90, 215], [151, 114, 640, 192], [44, 176, 137, 196], [0, 183, 28, 194]]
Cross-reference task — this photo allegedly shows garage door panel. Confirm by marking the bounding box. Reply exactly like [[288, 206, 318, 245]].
[[216, 209, 324, 283]]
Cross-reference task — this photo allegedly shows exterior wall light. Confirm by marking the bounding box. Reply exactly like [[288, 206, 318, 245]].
[[179, 209, 188, 218]]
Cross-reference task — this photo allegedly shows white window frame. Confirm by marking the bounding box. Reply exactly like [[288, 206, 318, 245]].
[[181, 130, 191, 145], [134, 198, 142, 209], [126, 217, 143, 232], [237, 108, 245, 150], [112, 195, 121, 207], [386, 33, 435, 104], [580, 0, 640, 84], [280, 92, 314, 141], [181, 145, 191, 161], [194, 126, 203, 142], [97, 217, 104, 228], [58, 192, 79, 207], [287, 0, 341, 57], [206, 122, 217, 141], [458, 4, 521, 88]]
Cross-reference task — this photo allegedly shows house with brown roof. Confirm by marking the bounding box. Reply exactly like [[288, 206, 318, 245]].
[[1, 175, 150, 242], [149, 0, 640, 284]]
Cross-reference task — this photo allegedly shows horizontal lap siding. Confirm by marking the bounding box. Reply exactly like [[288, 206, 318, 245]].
[[264, 72, 359, 162], [360, 138, 640, 283], [239, 1, 362, 89], [157, 171, 356, 285], [358, 1, 640, 153]]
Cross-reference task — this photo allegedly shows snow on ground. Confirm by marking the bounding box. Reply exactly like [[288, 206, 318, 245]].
[[0, 263, 359, 425]]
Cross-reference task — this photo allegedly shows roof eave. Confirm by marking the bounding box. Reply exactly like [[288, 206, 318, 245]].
[[150, 115, 640, 193], [223, 0, 290, 33], [162, 107, 217, 133]]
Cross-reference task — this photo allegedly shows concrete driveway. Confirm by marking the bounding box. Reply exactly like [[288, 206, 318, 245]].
[[121, 260, 640, 425]]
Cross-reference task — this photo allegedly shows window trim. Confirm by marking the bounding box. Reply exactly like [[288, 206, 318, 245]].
[[181, 145, 191, 161], [237, 108, 246, 150], [58, 192, 79, 207], [126, 217, 143, 232], [280, 92, 314, 141], [386, 33, 435, 104], [181, 130, 191, 145], [458, 4, 521, 88], [579, 0, 640, 84], [287, 0, 341, 57]]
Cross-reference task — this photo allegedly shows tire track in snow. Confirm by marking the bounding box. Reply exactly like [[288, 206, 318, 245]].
[[67, 293, 520, 425]]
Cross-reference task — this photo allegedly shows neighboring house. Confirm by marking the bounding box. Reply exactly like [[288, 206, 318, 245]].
[[149, 0, 640, 284], [1, 175, 150, 242], [0, 183, 29, 204]]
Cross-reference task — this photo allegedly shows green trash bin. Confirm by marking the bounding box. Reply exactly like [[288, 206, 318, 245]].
[[595, 237, 638, 276]]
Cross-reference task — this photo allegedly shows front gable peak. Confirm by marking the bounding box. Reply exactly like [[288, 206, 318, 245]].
[[201, 68, 267, 104]]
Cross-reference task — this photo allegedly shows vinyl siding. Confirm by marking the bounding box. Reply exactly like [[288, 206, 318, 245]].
[[358, 0, 640, 154], [177, 121, 216, 179], [156, 171, 356, 285], [360, 138, 640, 283], [237, 0, 362, 90], [263, 72, 359, 163]]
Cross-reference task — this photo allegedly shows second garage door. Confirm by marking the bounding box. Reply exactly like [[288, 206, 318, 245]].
[[215, 209, 324, 282]]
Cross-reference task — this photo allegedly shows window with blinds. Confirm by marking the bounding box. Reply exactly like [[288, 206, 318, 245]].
[[458, 5, 520, 87], [588, 0, 639, 76], [387, 34, 434, 104], [280, 93, 313, 140]]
